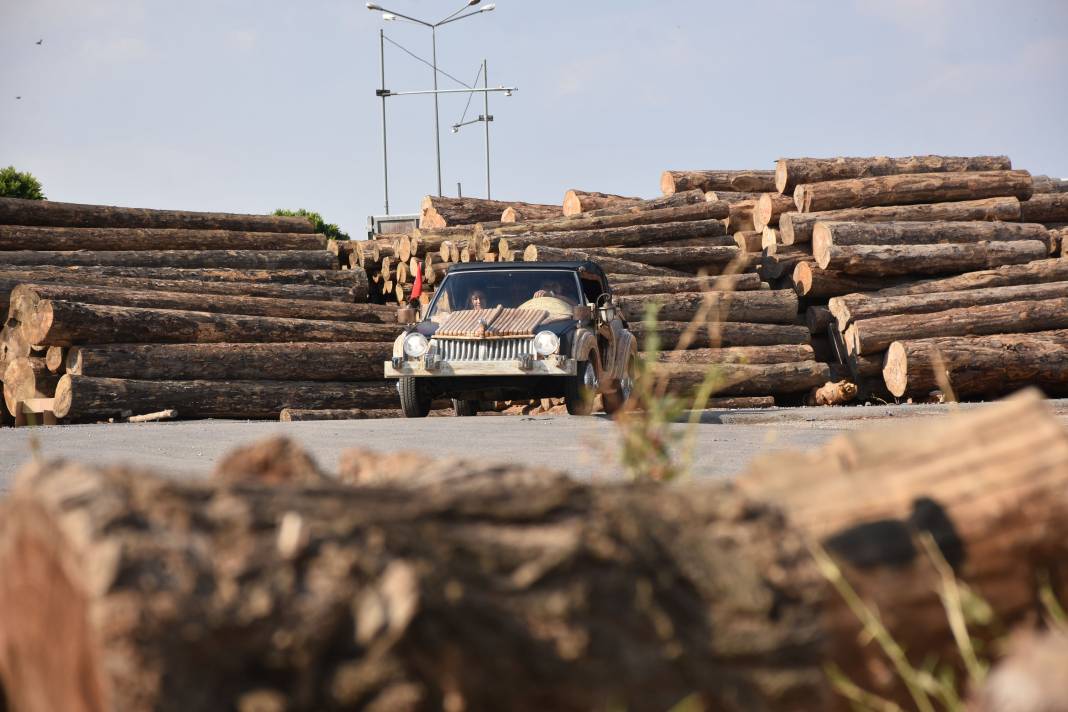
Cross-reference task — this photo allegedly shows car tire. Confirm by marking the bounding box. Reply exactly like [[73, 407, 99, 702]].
[[398, 377, 431, 418], [565, 360, 597, 416], [453, 399, 479, 417], [603, 356, 635, 416]]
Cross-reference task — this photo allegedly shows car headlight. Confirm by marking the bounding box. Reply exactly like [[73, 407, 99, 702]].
[[403, 332, 429, 358], [532, 330, 560, 357]]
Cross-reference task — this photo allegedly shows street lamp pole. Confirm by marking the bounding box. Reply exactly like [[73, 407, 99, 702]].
[[378, 28, 389, 214], [483, 58, 491, 199], [431, 26, 441, 196]]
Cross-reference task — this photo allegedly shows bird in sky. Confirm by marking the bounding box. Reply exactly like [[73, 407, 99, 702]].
[[36, 39, 43, 45], [15, 96, 21, 100]]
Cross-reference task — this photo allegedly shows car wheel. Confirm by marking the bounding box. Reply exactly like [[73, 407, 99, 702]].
[[603, 356, 635, 416], [565, 360, 598, 416], [452, 399, 479, 417], [398, 377, 431, 418]]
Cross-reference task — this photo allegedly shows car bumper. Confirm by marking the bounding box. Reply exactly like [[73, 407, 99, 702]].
[[385, 356, 576, 378]]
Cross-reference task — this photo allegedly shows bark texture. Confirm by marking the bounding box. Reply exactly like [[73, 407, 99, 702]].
[[521, 245, 688, 277], [811, 220, 1051, 251], [655, 344, 815, 364], [791, 262, 916, 298], [420, 196, 515, 228], [489, 202, 731, 236], [661, 170, 776, 195], [499, 219, 728, 257], [617, 290, 798, 324], [794, 170, 1033, 213], [814, 240, 1046, 275], [581, 245, 741, 269], [610, 273, 764, 295], [0, 226, 327, 251], [0, 249, 337, 270], [774, 155, 1012, 195], [630, 321, 811, 348], [753, 193, 797, 230], [561, 190, 642, 216], [659, 361, 831, 395], [1019, 193, 1068, 223], [499, 203, 561, 223], [875, 258, 1068, 296]]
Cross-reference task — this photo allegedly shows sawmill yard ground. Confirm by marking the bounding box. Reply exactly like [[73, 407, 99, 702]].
[[4, 397, 1068, 491]]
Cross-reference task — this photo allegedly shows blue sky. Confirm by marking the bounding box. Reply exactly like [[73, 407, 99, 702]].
[[2, 0, 1066, 236]]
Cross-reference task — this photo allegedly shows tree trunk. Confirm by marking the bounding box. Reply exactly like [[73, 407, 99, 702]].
[[780, 197, 1021, 245], [814, 240, 1046, 275], [581, 245, 741, 269], [0, 326, 30, 376], [3, 356, 60, 415], [790, 261, 915, 297], [661, 170, 776, 195], [812, 220, 1052, 253], [51, 375, 396, 419], [726, 201, 757, 232], [0, 264, 363, 287], [499, 219, 728, 258], [655, 344, 815, 364], [704, 191, 764, 203], [807, 380, 859, 406], [774, 155, 1013, 195], [8, 284, 393, 324], [658, 360, 831, 395], [704, 396, 776, 408], [280, 407, 409, 420], [21, 301, 398, 347], [759, 248, 812, 280], [611, 273, 764, 295], [571, 190, 707, 218], [1020, 193, 1068, 223], [883, 331, 1068, 397], [848, 297, 1068, 354], [828, 281, 1068, 328], [44, 345, 65, 373], [875, 258, 1068, 296], [561, 190, 642, 216], [67, 342, 391, 382], [1033, 175, 1068, 194], [0, 196, 314, 232], [733, 231, 763, 252], [0, 249, 338, 270], [499, 203, 561, 223], [0, 225, 326, 252], [794, 170, 1033, 213], [489, 201, 731, 236], [753, 194, 796, 230], [617, 290, 798, 324], [806, 306, 833, 335], [631, 321, 811, 348], [420, 196, 513, 228], [521, 245, 689, 277]]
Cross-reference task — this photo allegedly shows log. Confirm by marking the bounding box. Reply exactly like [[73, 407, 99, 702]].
[[3, 356, 60, 415], [44, 346, 65, 373], [1033, 175, 1068, 194], [780, 196, 1021, 245], [753, 193, 796, 230], [726, 201, 757, 232], [828, 281, 1068, 328], [848, 297, 1068, 354], [21, 301, 399, 347], [499, 203, 561, 223], [774, 155, 1013, 195], [733, 231, 763, 252], [759, 247, 812, 280], [67, 342, 392, 382], [814, 240, 1046, 275], [571, 190, 707, 217], [813, 220, 1051, 252], [0, 326, 30, 376], [489, 201, 731, 236], [420, 196, 515, 228], [52, 375, 396, 420], [875, 258, 1068, 296], [610, 273, 764, 295], [704, 396, 775, 408], [522, 245, 688, 277], [806, 306, 833, 335], [0, 264, 364, 287], [761, 227, 779, 251], [498, 219, 728, 257], [631, 321, 811, 348], [1020, 192, 1068, 223], [883, 331, 1068, 398], [807, 380, 858, 406], [658, 360, 831, 395], [581, 245, 742, 268], [655, 344, 815, 364], [791, 261, 918, 298], [0, 225, 327, 251], [280, 407, 407, 421], [660, 170, 776, 195], [794, 170, 1033, 213], [0, 196, 315, 232], [617, 290, 798, 324], [704, 191, 763, 203], [8, 284, 395, 323], [0, 249, 338, 270], [561, 190, 642, 216]]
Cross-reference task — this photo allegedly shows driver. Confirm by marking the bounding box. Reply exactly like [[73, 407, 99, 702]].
[[532, 279, 575, 305], [468, 290, 488, 310]]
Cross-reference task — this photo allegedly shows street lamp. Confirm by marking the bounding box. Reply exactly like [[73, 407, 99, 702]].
[[367, 1, 496, 197]]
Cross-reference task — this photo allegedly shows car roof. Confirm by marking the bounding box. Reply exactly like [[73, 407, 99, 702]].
[[447, 260, 609, 281]]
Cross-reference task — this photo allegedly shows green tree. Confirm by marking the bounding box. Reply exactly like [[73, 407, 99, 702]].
[[0, 166, 45, 200], [273, 208, 349, 240]]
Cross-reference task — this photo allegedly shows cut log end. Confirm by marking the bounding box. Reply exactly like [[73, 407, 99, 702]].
[[883, 341, 910, 397], [659, 171, 676, 196]]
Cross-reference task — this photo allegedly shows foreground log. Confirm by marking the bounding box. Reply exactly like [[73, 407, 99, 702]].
[[280, 407, 407, 421], [660, 170, 775, 195], [3, 356, 60, 415], [883, 331, 1068, 398], [876, 258, 1068, 296], [794, 170, 1033, 213], [52, 375, 396, 419], [0, 196, 314, 232], [67, 342, 392, 382], [1019, 192, 1068, 223], [610, 273, 764, 294], [420, 196, 514, 228], [659, 360, 831, 395], [655, 344, 815, 364], [753, 193, 796, 230], [774, 155, 1012, 195], [499, 203, 561, 223], [561, 190, 642, 215], [812, 220, 1051, 252], [632, 321, 811, 348], [847, 297, 1068, 354], [814, 240, 1046, 275], [779, 197, 1021, 245], [521, 245, 688, 277], [0, 249, 337, 270], [8, 284, 394, 323], [21, 301, 398, 346], [498, 219, 728, 257], [0, 225, 327, 251], [617, 290, 798, 324], [489, 201, 731, 236]]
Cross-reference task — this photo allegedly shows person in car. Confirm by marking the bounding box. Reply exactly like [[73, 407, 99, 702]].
[[532, 280, 575, 304], [467, 290, 488, 310]]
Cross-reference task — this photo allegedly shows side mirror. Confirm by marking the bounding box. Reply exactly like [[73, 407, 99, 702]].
[[572, 304, 593, 322], [397, 306, 417, 325]]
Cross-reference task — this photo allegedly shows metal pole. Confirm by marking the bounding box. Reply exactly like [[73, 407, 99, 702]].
[[379, 29, 390, 215], [483, 58, 491, 199], [431, 26, 442, 197]]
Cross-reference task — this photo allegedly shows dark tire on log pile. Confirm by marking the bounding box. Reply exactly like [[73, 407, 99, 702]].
[[1020, 193, 1068, 223], [883, 331, 1068, 398], [660, 170, 776, 195], [420, 196, 514, 228], [779, 197, 1021, 245], [610, 273, 764, 295], [774, 155, 1012, 195], [67, 342, 392, 382], [0, 226, 327, 251], [490, 201, 731, 237], [617, 290, 798, 324], [0, 196, 314, 232], [3, 357, 60, 416], [813, 240, 1047, 276], [561, 190, 642, 216], [658, 360, 831, 396], [21, 301, 399, 347], [794, 170, 1033, 213], [874, 258, 1068, 296], [655, 344, 815, 364], [753, 193, 797, 230], [522, 245, 690, 278], [499, 219, 728, 257], [51, 376, 397, 420]]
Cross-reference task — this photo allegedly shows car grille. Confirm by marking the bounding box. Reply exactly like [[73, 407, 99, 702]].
[[434, 337, 534, 362]]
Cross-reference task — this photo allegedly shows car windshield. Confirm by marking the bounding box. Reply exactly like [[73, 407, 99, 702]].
[[427, 269, 582, 321]]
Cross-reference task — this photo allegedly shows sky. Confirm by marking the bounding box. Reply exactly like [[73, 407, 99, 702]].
[[1, 0, 1066, 237]]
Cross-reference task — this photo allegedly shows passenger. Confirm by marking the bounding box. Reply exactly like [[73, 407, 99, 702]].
[[468, 290, 488, 310], [533, 280, 575, 304]]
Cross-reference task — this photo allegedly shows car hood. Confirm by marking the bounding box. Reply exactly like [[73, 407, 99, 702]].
[[417, 316, 577, 338]]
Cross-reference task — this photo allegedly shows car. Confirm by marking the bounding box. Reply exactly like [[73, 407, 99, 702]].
[[384, 261, 637, 417]]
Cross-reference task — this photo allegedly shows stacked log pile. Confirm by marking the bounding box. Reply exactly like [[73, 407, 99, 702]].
[[0, 197, 400, 424]]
